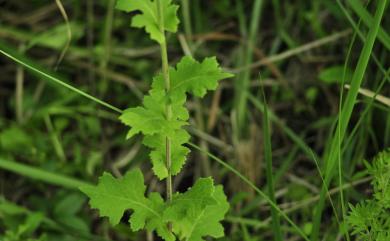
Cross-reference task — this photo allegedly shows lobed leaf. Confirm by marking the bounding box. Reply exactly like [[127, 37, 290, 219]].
[[370, 148, 390, 207], [347, 149, 390, 241], [120, 56, 233, 180], [119, 89, 187, 139], [116, 0, 180, 43], [143, 129, 191, 179], [153, 56, 234, 100], [164, 179, 230, 241], [80, 169, 174, 241]]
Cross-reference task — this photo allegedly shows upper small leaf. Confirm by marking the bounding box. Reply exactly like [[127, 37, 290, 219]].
[[80, 169, 174, 241], [119, 89, 187, 139], [120, 56, 233, 180], [153, 56, 234, 100], [116, 0, 180, 43], [143, 129, 191, 179]]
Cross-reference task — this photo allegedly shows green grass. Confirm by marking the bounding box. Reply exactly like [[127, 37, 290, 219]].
[[260, 78, 283, 241], [0, 41, 123, 114], [311, 1, 388, 240], [0, 157, 92, 189], [0, 1, 389, 240]]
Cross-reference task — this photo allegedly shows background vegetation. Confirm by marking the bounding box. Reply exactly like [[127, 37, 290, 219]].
[[0, 0, 389, 240]]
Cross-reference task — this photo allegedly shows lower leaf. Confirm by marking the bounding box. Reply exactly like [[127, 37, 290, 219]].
[[80, 169, 174, 241]]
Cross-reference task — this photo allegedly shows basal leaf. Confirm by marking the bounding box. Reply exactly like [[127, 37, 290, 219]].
[[80, 169, 174, 241], [116, 0, 179, 43], [164, 178, 229, 241]]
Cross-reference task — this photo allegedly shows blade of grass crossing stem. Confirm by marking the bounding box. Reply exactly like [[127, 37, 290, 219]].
[[260, 79, 283, 241], [0, 43, 122, 114], [0, 158, 92, 189], [347, 0, 390, 50], [311, 1, 388, 240], [188, 142, 310, 241]]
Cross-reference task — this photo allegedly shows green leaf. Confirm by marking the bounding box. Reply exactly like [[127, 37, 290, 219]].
[[119, 56, 233, 180], [80, 169, 174, 241], [0, 126, 32, 152], [54, 193, 86, 217], [17, 212, 44, 237], [164, 178, 229, 241], [369, 148, 390, 207], [27, 22, 84, 50], [119, 90, 187, 139], [143, 129, 190, 179], [153, 56, 234, 99], [318, 65, 353, 84], [116, 0, 180, 43], [347, 149, 390, 241]]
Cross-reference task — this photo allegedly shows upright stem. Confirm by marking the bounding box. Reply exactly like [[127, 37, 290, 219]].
[[156, 0, 173, 203], [15, 64, 24, 123], [15, 44, 25, 123]]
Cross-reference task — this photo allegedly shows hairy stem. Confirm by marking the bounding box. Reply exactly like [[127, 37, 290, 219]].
[[156, 0, 173, 204]]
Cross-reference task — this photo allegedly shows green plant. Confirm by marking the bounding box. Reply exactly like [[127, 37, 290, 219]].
[[310, 0, 388, 239], [80, 0, 233, 240], [347, 149, 390, 241]]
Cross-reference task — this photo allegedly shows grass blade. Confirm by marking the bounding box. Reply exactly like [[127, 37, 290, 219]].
[[248, 93, 321, 162], [0, 40, 122, 114], [347, 0, 390, 50], [0, 158, 92, 189], [311, 1, 388, 240], [260, 80, 283, 241], [234, 0, 264, 135]]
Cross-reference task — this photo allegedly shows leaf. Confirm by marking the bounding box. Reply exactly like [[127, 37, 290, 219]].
[[318, 65, 353, 84], [119, 56, 233, 180], [116, 0, 180, 43], [0, 197, 28, 216], [80, 169, 174, 241], [184, 186, 230, 241], [347, 149, 390, 241], [27, 22, 84, 50], [0, 126, 32, 152], [54, 193, 86, 217], [119, 89, 187, 139], [164, 178, 229, 241], [143, 129, 191, 179], [370, 148, 390, 207], [17, 212, 44, 237], [153, 56, 234, 99]]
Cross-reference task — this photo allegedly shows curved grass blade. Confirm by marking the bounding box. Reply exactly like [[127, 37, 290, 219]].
[[0, 41, 122, 114]]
